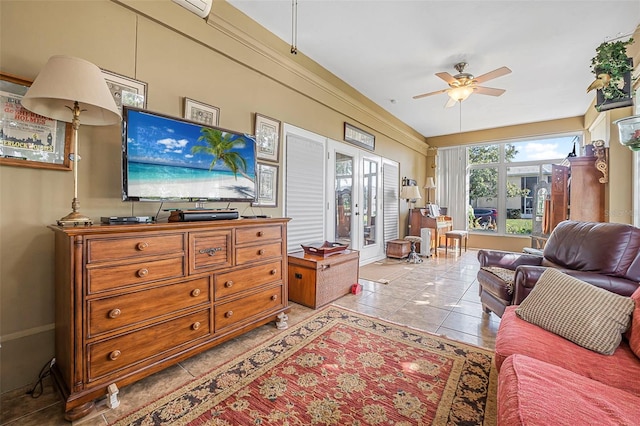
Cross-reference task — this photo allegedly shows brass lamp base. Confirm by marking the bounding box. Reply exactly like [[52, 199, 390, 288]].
[[57, 198, 93, 226]]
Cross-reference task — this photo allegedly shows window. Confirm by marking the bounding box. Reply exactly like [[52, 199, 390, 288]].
[[468, 135, 578, 235]]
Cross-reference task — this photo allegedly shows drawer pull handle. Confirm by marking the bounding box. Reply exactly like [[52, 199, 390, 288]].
[[258, 249, 265, 255], [109, 350, 121, 361], [257, 231, 264, 237], [225, 310, 233, 318], [271, 295, 278, 301], [136, 242, 149, 251], [137, 268, 149, 278], [192, 322, 200, 330], [191, 289, 201, 297], [270, 269, 277, 275], [224, 281, 233, 288], [108, 308, 121, 319], [200, 247, 222, 256], [295, 272, 303, 279]]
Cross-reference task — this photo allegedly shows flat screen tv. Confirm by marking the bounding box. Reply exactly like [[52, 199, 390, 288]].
[[122, 107, 257, 203]]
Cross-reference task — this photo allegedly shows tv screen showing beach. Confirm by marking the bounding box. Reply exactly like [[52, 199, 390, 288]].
[[122, 107, 257, 202]]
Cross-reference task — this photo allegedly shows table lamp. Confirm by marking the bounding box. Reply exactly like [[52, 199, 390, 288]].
[[21, 55, 121, 226], [424, 177, 436, 204]]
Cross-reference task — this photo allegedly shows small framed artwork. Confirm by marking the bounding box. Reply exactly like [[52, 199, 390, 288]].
[[253, 162, 279, 207], [344, 122, 375, 151], [184, 97, 220, 126], [101, 69, 147, 113], [0, 72, 72, 171], [254, 113, 281, 162]]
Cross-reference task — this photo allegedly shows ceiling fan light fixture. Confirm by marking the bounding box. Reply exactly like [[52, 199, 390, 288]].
[[448, 86, 473, 102]]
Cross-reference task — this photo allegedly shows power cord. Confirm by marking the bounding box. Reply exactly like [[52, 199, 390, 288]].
[[26, 358, 55, 398]]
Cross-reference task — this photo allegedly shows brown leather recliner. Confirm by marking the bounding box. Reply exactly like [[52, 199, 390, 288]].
[[477, 220, 640, 317]]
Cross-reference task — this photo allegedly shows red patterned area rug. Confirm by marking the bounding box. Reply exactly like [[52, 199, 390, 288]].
[[111, 307, 496, 425]]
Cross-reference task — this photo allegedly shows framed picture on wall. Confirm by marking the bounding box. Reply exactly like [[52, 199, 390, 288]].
[[254, 113, 281, 162], [0, 72, 72, 171], [253, 162, 279, 207], [101, 69, 147, 113], [183, 97, 220, 126], [344, 122, 375, 151]]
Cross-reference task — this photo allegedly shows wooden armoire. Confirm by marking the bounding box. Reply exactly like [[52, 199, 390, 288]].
[[548, 153, 606, 232]]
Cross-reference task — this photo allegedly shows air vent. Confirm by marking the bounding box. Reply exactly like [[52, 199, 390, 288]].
[[172, 0, 212, 18]]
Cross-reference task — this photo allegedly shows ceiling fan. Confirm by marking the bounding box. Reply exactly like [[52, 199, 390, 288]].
[[413, 62, 512, 107]]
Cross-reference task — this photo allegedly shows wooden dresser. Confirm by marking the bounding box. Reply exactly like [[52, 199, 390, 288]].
[[49, 218, 289, 420]]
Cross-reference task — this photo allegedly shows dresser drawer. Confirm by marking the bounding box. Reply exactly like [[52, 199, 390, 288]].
[[87, 256, 185, 294], [88, 309, 211, 381], [189, 230, 232, 273], [235, 225, 282, 245], [236, 241, 282, 265], [215, 285, 283, 330], [214, 260, 282, 300], [88, 277, 210, 337], [87, 234, 184, 263]]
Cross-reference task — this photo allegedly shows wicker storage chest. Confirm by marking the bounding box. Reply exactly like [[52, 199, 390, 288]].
[[288, 249, 360, 309]]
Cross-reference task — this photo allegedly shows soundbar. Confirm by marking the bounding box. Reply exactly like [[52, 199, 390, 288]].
[[168, 209, 239, 222]]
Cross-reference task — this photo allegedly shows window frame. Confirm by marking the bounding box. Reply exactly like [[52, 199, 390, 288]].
[[467, 134, 580, 236]]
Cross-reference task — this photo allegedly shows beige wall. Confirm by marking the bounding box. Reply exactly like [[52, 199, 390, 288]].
[[0, 0, 428, 392]]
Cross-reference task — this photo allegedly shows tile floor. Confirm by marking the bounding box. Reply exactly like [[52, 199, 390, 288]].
[[1, 249, 499, 425]]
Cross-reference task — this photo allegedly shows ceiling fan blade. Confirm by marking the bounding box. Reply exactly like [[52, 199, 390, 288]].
[[444, 96, 457, 108], [474, 86, 506, 96], [413, 88, 448, 99], [435, 72, 456, 84], [474, 66, 512, 84]]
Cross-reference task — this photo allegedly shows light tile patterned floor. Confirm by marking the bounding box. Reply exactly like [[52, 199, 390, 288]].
[[1, 249, 498, 425]]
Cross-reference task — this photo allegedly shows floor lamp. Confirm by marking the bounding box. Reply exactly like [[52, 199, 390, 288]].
[[21, 56, 121, 226], [399, 184, 422, 209]]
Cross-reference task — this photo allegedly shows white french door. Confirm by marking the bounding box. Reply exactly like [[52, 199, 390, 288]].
[[327, 140, 384, 264]]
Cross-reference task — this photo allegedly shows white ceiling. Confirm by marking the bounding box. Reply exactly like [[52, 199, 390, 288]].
[[227, 0, 639, 138]]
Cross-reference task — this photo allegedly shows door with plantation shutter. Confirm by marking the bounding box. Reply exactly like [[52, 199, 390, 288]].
[[284, 126, 326, 253]]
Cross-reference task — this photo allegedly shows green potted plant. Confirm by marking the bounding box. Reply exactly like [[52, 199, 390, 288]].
[[588, 38, 635, 111]]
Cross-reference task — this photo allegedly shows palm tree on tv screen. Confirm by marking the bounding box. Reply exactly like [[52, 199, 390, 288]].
[[191, 127, 250, 180]]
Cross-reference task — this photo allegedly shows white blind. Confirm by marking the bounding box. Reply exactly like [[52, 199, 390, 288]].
[[285, 133, 325, 252], [383, 161, 400, 246]]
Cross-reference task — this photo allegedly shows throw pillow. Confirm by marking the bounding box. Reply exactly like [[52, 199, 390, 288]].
[[625, 287, 640, 358], [515, 268, 634, 355]]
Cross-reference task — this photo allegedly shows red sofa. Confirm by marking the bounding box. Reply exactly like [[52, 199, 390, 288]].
[[495, 287, 640, 425]]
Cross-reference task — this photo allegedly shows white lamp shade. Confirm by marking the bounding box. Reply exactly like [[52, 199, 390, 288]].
[[447, 86, 473, 102], [424, 177, 436, 189], [21, 55, 121, 126], [400, 185, 422, 200]]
